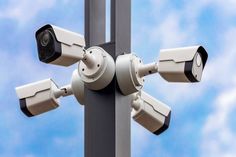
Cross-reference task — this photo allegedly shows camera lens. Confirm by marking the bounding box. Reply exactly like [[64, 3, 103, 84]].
[[36, 26, 62, 64], [196, 53, 202, 67], [40, 30, 51, 47]]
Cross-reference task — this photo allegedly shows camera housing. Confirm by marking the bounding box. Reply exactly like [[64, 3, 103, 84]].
[[15, 79, 60, 117], [36, 24, 86, 66], [131, 91, 171, 135], [158, 46, 208, 82]]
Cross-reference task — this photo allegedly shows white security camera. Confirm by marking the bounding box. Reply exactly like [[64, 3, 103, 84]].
[[15, 79, 76, 117], [131, 91, 171, 135], [16, 79, 62, 117], [36, 24, 86, 67], [36, 24, 115, 90], [116, 45, 208, 95], [158, 46, 208, 82]]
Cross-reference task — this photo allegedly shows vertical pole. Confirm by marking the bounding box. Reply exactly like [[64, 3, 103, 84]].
[[84, 0, 131, 157], [111, 0, 131, 53], [85, 0, 106, 47], [111, 1, 131, 157]]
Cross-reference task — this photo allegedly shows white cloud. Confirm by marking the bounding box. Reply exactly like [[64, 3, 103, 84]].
[[149, 12, 193, 48], [0, 0, 83, 25], [200, 27, 236, 157], [214, 0, 236, 17], [201, 87, 236, 157], [0, 50, 75, 89], [132, 1, 236, 155], [147, 1, 194, 48], [136, 0, 236, 106], [132, 0, 204, 105], [203, 27, 236, 88], [0, 48, 81, 155], [149, 27, 236, 157], [0, 0, 56, 24], [0, 60, 81, 157], [177, 0, 236, 19], [152, 27, 236, 104]]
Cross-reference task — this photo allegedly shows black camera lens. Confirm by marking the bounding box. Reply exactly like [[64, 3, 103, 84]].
[[36, 25, 62, 64], [40, 30, 51, 47]]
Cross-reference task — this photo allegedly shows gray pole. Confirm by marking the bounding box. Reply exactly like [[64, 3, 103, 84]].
[[84, 0, 131, 157]]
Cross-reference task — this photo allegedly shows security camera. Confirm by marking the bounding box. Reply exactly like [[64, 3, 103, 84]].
[[131, 91, 171, 135], [36, 24, 86, 67], [15, 79, 74, 117], [116, 45, 208, 95], [158, 46, 208, 82], [36, 24, 115, 90]]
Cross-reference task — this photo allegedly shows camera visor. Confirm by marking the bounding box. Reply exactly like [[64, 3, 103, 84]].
[[36, 26, 61, 63]]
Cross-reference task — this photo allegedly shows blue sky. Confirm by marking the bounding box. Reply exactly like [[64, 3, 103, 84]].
[[0, 0, 236, 157]]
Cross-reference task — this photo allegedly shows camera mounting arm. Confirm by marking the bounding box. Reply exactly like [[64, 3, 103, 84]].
[[54, 84, 73, 98], [138, 62, 158, 77]]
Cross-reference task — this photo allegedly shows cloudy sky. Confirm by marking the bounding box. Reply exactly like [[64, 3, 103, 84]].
[[0, 0, 236, 157]]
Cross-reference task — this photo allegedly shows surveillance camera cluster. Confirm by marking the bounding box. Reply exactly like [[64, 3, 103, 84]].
[[116, 46, 208, 96], [115, 45, 207, 134], [15, 24, 208, 135]]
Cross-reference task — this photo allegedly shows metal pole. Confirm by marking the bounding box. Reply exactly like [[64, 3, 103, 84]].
[[84, 0, 131, 157], [84, 0, 106, 47]]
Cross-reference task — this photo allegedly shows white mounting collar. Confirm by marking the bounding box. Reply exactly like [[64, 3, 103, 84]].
[[78, 46, 115, 90], [71, 70, 85, 105], [116, 54, 144, 95]]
